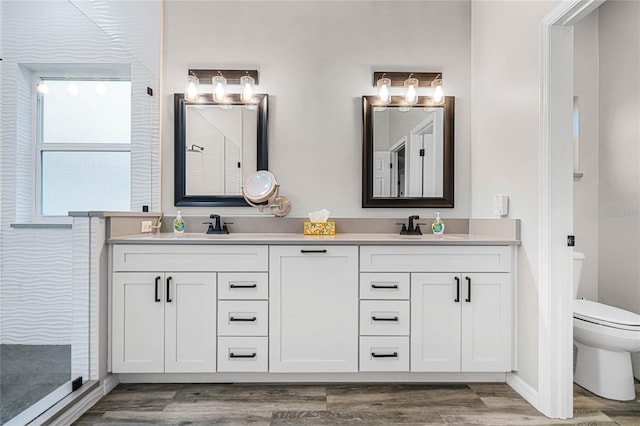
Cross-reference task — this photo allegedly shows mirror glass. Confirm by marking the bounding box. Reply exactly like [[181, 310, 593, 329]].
[[174, 93, 268, 206], [362, 96, 454, 208]]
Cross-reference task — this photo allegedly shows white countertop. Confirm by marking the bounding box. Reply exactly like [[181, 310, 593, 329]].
[[108, 232, 520, 246]]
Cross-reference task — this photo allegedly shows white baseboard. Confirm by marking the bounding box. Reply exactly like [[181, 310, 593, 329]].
[[103, 373, 120, 395], [507, 372, 540, 411]]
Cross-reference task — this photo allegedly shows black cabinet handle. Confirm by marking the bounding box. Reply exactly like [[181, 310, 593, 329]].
[[229, 283, 258, 289], [166, 276, 173, 303], [371, 283, 399, 289], [371, 352, 398, 358], [229, 353, 257, 359], [465, 276, 471, 302], [229, 317, 257, 322], [154, 276, 161, 302], [371, 316, 399, 322], [454, 276, 460, 303], [300, 249, 327, 254]]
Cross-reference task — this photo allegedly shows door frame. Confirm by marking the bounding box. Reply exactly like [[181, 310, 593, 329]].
[[537, 0, 605, 419]]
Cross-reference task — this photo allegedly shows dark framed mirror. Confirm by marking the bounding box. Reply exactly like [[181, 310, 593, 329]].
[[362, 95, 454, 208], [174, 93, 268, 206]]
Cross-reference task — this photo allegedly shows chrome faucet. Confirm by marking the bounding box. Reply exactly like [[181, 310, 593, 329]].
[[397, 215, 422, 235], [204, 214, 231, 234]]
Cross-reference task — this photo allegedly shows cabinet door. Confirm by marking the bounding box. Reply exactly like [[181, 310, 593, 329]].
[[460, 273, 512, 372], [411, 273, 461, 372], [164, 272, 216, 373], [112, 272, 165, 373], [269, 246, 359, 372]]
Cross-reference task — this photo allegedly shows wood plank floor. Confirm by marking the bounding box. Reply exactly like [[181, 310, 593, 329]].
[[74, 381, 640, 425]]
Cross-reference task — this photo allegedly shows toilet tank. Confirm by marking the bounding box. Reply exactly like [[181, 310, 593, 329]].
[[573, 251, 585, 299]]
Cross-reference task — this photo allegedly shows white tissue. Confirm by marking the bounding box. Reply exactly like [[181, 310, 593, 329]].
[[309, 209, 330, 223]]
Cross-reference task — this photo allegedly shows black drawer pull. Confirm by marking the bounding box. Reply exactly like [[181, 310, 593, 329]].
[[229, 352, 257, 359], [229, 283, 257, 289], [371, 284, 399, 289], [465, 276, 471, 303], [372, 316, 399, 322], [154, 276, 161, 302], [166, 276, 173, 303], [229, 317, 257, 322], [300, 249, 327, 254], [371, 352, 398, 358], [454, 276, 460, 303]]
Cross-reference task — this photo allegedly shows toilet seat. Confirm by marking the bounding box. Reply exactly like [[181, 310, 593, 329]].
[[574, 299, 640, 332]]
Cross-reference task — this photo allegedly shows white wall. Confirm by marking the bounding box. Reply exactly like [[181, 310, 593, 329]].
[[470, 0, 555, 391], [573, 10, 599, 301], [597, 0, 640, 314], [0, 0, 161, 344], [162, 0, 471, 218]]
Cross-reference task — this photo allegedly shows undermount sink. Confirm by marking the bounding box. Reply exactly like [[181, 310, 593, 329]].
[[387, 234, 466, 240]]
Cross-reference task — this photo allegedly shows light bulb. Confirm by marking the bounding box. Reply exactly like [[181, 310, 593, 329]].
[[431, 74, 444, 104], [376, 77, 391, 105], [36, 82, 49, 95], [185, 74, 199, 102], [212, 75, 227, 102], [432, 84, 444, 104], [404, 77, 419, 105], [240, 75, 255, 103]]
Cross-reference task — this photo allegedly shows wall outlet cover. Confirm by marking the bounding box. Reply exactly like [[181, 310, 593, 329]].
[[141, 220, 153, 233]]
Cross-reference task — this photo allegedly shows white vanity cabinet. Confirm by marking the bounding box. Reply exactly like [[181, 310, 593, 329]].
[[411, 272, 512, 372], [112, 272, 216, 373], [269, 246, 359, 372], [360, 245, 514, 373], [111, 245, 268, 374]]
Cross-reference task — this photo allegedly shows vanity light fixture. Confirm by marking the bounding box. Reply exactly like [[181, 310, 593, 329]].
[[240, 74, 255, 103], [403, 75, 419, 105], [185, 72, 200, 102], [431, 74, 444, 104], [375, 75, 392, 105], [371, 71, 443, 105], [185, 69, 259, 104], [212, 73, 227, 102]]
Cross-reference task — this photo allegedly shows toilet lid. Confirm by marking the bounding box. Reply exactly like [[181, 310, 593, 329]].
[[574, 299, 640, 330]]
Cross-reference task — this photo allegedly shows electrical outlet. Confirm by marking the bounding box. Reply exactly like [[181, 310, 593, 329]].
[[141, 220, 153, 233]]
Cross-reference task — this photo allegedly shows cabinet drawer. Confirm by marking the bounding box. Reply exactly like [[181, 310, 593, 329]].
[[218, 273, 268, 300], [218, 301, 268, 336], [217, 337, 268, 372], [112, 245, 268, 272], [360, 273, 409, 300], [360, 300, 409, 336], [360, 246, 512, 273], [359, 336, 409, 372]]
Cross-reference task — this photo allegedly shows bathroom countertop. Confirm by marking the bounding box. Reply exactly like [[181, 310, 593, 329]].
[[108, 232, 521, 246]]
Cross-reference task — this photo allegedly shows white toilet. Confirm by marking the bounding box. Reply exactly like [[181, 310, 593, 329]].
[[573, 252, 640, 401]]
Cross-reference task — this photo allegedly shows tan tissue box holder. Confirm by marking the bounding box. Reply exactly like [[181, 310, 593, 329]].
[[303, 222, 336, 235]]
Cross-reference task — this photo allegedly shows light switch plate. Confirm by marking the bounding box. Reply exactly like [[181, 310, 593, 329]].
[[493, 194, 509, 216], [141, 220, 153, 233]]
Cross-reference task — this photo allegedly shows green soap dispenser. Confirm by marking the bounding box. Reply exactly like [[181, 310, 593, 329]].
[[432, 212, 445, 236], [173, 211, 185, 234]]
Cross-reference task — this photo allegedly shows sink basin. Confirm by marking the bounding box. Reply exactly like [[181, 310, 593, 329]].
[[387, 234, 466, 240]]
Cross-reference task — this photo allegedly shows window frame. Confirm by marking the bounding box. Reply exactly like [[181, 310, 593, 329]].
[[33, 75, 132, 220]]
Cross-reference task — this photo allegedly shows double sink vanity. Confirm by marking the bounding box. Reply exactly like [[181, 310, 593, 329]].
[[103, 218, 519, 382]]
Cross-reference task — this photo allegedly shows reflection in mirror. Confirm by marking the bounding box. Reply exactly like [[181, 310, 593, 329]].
[[362, 96, 454, 208], [174, 93, 268, 206]]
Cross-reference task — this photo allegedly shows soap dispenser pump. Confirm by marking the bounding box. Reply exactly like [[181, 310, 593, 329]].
[[173, 211, 185, 234], [432, 212, 445, 236]]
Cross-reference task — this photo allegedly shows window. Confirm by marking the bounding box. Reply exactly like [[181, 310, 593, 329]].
[[36, 79, 131, 216]]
